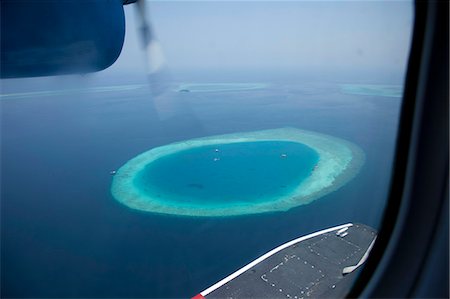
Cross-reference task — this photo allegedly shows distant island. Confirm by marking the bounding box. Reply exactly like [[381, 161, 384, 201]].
[[175, 83, 267, 93], [340, 84, 403, 98], [111, 128, 365, 217]]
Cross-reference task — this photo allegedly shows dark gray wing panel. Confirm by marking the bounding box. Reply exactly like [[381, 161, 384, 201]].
[[205, 224, 376, 299]]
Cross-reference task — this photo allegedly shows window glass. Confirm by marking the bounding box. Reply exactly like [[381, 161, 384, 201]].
[[1, 1, 413, 297]]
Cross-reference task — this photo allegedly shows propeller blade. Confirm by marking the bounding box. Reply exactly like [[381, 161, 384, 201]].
[[135, 0, 165, 75]]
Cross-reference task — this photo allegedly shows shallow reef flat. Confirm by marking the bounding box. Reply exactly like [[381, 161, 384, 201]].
[[0, 84, 146, 100], [111, 128, 365, 217], [175, 83, 267, 93], [340, 84, 403, 98]]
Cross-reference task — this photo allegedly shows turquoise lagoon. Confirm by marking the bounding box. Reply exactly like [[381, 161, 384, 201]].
[[111, 128, 365, 217]]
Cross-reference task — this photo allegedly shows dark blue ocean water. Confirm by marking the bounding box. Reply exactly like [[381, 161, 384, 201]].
[[1, 70, 403, 298], [137, 141, 318, 205]]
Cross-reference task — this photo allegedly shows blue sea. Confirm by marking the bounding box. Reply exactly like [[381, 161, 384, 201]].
[[1, 70, 402, 298]]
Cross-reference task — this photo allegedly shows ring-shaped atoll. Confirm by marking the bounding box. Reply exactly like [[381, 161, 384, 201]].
[[340, 84, 403, 98], [176, 83, 267, 93], [0, 84, 146, 100], [111, 128, 365, 217]]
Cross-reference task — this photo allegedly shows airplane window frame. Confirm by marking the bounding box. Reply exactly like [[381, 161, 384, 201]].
[[1, 1, 447, 298], [347, 0, 449, 297]]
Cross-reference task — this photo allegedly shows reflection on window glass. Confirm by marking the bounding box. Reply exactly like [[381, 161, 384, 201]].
[[1, 1, 413, 298]]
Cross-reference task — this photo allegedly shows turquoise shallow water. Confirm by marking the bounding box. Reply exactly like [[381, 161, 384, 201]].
[[135, 141, 319, 205]]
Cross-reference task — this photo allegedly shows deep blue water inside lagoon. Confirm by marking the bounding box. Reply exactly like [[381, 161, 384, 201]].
[[136, 141, 318, 205], [1, 71, 402, 298]]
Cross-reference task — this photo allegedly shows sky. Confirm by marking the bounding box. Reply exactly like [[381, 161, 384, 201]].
[[107, 0, 414, 75]]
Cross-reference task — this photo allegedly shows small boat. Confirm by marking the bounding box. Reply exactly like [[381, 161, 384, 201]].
[[213, 157, 220, 162], [280, 153, 287, 158], [215, 148, 220, 152], [110, 170, 117, 175]]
